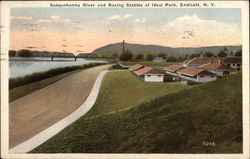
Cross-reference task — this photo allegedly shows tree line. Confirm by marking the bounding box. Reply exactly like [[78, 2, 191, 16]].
[[108, 48, 242, 62]]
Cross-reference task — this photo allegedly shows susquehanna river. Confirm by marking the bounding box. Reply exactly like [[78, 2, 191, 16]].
[[9, 57, 107, 78]]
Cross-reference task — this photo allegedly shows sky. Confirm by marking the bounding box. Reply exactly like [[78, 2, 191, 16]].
[[10, 8, 242, 54]]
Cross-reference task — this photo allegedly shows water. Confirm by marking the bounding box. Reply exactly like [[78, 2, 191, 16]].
[[9, 57, 107, 78]]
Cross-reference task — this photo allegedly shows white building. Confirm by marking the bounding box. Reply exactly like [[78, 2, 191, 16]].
[[185, 57, 221, 67], [153, 57, 166, 62], [164, 65, 185, 80], [144, 69, 165, 82], [176, 67, 217, 83], [199, 62, 235, 76], [222, 57, 242, 70]]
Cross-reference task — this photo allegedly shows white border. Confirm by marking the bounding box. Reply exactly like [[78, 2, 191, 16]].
[[1, 1, 249, 159]]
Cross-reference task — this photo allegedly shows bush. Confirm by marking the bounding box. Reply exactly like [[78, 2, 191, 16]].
[[158, 53, 166, 59], [167, 56, 177, 62], [145, 54, 154, 61], [9, 63, 106, 89], [134, 54, 144, 61], [119, 50, 133, 61], [9, 50, 17, 57], [16, 49, 33, 57]]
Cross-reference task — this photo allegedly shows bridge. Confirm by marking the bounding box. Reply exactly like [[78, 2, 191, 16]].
[[33, 51, 76, 61]]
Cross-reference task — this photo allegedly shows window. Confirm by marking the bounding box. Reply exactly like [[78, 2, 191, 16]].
[[147, 75, 151, 77], [237, 64, 241, 66], [211, 76, 214, 77], [200, 76, 204, 77], [233, 64, 235, 66], [227, 64, 230, 66], [157, 75, 162, 77]]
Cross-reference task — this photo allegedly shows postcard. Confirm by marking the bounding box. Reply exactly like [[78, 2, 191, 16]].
[[0, 1, 249, 159]]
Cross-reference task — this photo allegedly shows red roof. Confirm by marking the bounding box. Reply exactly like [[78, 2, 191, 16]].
[[129, 64, 144, 71], [135, 67, 152, 75], [164, 65, 185, 72], [223, 57, 241, 64], [199, 62, 235, 70], [177, 67, 216, 77], [187, 57, 222, 65], [145, 69, 165, 75]]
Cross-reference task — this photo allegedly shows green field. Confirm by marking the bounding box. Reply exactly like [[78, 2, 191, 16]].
[[85, 71, 195, 117], [32, 72, 242, 153], [120, 61, 177, 67]]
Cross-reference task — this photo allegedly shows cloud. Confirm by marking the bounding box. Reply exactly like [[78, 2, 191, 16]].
[[36, 16, 72, 25], [161, 14, 241, 47], [124, 14, 132, 19], [11, 16, 32, 21], [108, 13, 132, 21], [134, 17, 146, 23], [25, 46, 37, 49]]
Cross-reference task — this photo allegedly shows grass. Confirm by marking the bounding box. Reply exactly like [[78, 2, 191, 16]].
[[9, 62, 106, 89], [85, 71, 195, 117], [120, 61, 177, 67], [32, 72, 242, 153], [9, 69, 81, 102]]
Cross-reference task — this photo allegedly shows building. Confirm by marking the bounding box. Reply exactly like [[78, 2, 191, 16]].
[[222, 57, 242, 70], [153, 57, 166, 62], [185, 57, 221, 67], [144, 69, 165, 82], [131, 66, 165, 82], [199, 62, 235, 76], [176, 67, 217, 83], [164, 65, 185, 80], [129, 64, 144, 71], [134, 66, 152, 76]]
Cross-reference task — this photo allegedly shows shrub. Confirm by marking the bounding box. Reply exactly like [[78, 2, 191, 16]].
[[134, 54, 144, 61], [119, 50, 133, 61], [16, 49, 33, 57], [9, 50, 17, 57], [167, 56, 177, 62], [145, 54, 154, 61]]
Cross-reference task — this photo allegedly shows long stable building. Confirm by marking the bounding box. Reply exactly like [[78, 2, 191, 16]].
[[130, 65, 165, 82]]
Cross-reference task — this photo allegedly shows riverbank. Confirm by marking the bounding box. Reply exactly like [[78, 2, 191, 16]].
[[9, 64, 111, 148], [9, 62, 106, 89]]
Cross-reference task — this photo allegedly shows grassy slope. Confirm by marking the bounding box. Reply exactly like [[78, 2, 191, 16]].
[[32, 72, 242, 153], [120, 61, 177, 67], [9, 70, 81, 102], [85, 71, 195, 117]]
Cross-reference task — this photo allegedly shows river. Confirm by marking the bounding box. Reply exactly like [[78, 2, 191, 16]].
[[9, 57, 107, 78]]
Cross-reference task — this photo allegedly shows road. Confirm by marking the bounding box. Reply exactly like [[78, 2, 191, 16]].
[[9, 65, 110, 149]]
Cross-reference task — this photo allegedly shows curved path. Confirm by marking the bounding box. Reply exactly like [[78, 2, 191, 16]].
[[9, 65, 110, 153]]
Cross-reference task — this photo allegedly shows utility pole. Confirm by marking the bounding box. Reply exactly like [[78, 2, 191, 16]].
[[122, 40, 125, 53]]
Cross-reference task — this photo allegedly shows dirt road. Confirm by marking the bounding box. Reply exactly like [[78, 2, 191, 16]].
[[9, 65, 110, 148]]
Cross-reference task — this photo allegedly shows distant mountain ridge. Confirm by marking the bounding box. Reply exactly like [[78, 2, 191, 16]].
[[91, 43, 242, 56]]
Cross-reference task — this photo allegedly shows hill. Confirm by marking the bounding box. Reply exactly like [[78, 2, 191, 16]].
[[32, 72, 242, 153], [91, 42, 241, 56]]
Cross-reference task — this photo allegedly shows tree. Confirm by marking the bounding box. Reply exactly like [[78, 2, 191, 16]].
[[119, 50, 133, 61], [190, 53, 200, 59], [9, 50, 17, 57], [158, 53, 166, 59], [177, 56, 185, 62], [218, 50, 227, 58], [167, 56, 177, 62], [145, 54, 154, 61], [204, 51, 214, 58], [111, 52, 118, 59], [235, 50, 242, 57], [135, 53, 144, 61], [16, 49, 33, 57]]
